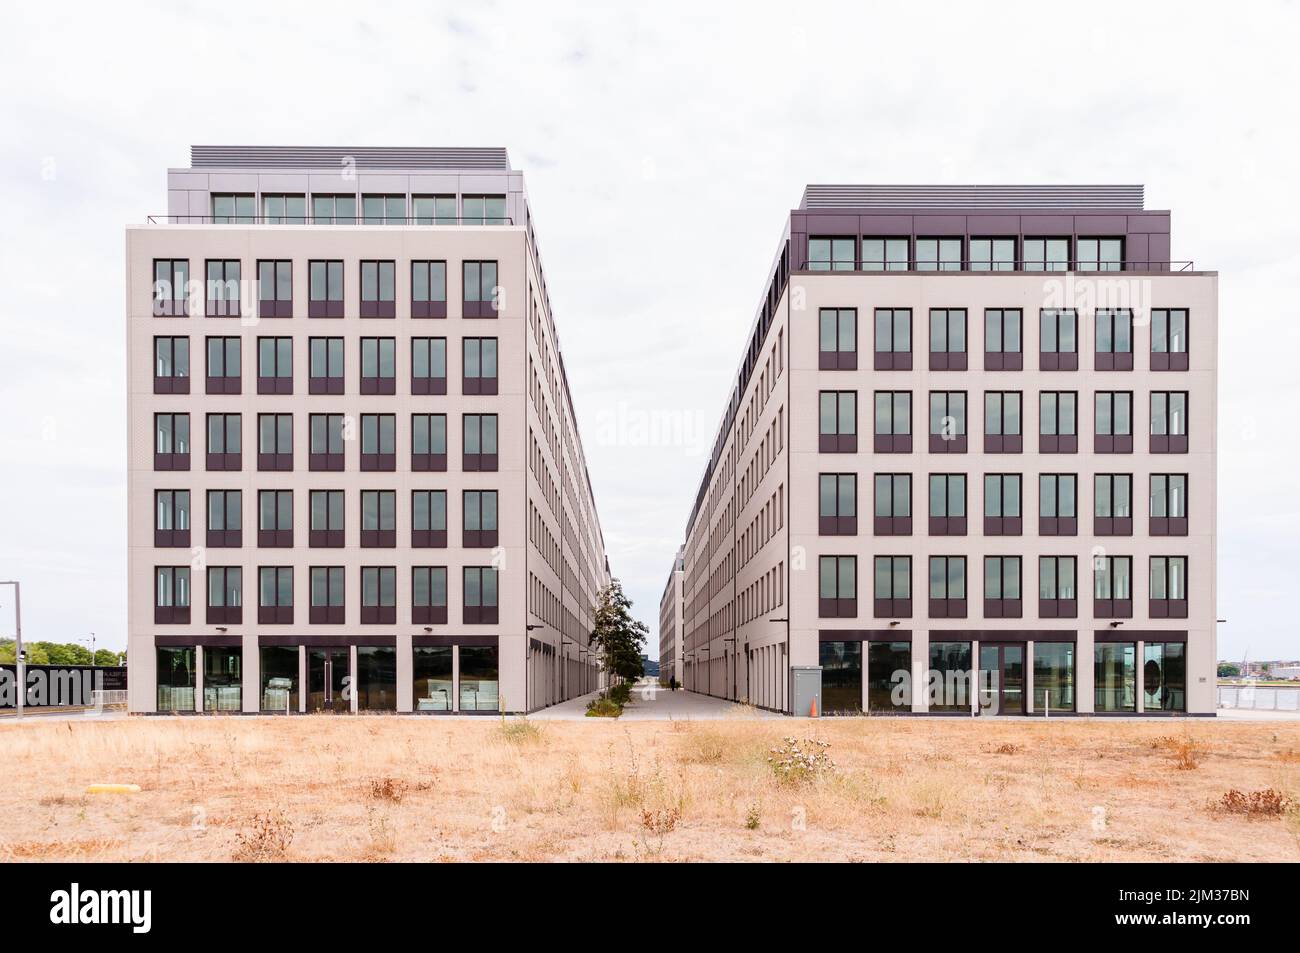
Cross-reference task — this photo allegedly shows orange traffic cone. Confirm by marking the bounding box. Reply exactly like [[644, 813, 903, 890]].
[[810, 696, 818, 718]]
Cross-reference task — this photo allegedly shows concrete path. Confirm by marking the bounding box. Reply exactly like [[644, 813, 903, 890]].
[[528, 683, 781, 721]]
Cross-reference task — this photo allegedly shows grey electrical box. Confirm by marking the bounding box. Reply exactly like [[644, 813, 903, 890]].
[[790, 666, 822, 718]]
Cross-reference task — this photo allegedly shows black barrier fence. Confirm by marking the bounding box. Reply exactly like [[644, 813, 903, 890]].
[[0, 665, 127, 709]]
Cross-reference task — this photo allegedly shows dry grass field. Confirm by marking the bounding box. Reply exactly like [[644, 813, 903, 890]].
[[2, 714, 1299, 862]]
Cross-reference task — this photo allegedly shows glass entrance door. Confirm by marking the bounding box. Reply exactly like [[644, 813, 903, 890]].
[[978, 643, 1025, 715], [307, 648, 350, 712]]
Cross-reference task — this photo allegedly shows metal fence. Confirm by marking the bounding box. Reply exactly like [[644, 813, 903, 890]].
[[1217, 685, 1300, 711]]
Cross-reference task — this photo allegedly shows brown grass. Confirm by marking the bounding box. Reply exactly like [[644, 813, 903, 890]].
[[1, 716, 1298, 862]]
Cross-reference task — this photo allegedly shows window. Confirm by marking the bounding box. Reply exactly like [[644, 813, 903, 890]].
[[820, 641, 862, 714], [1093, 555, 1133, 618], [260, 645, 299, 712], [1038, 473, 1077, 536], [460, 645, 500, 711], [984, 308, 1022, 370], [872, 556, 911, 618], [157, 647, 195, 712], [205, 336, 241, 394], [154, 567, 191, 624], [257, 260, 293, 318], [873, 474, 911, 536], [154, 490, 191, 548], [1034, 643, 1076, 712], [412, 567, 449, 625], [983, 473, 1022, 536], [1094, 473, 1133, 536], [929, 309, 967, 370], [1023, 237, 1069, 272], [818, 474, 857, 536], [873, 308, 912, 370], [463, 414, 499, 471], [1077, 237, 1123, 272], [206, 566, 243, 625], [211, 193, 254, 223], [463, 490, 499, 548], [360, 414, 396, 471], [309, 490, 344, 547], [203, 645, 242, 713], [412, 490, 448, 548], [360, 337, 396, 394], [258, 489, 293, 547], [916, 238, 962, 272], [308, 260, 344, 318], [1095, 643, 1136, 712], [970, 238, 1015, 272], [928, 641, 973, 712], [360, 567, 397, 624], [1094, 391, 1134, 453], [360, 261, 396, 318], [819, 391, 857, 453], [256, 337, 292, 395], [206, 413, 242, 471], [983, 556, 1021, 619], [258, 567, 294, 625], [361, 490, 397, 548], [154, 413, 190, 470], [929, 556, 968, 618], [153, 336, 190, 393], [204, 260, 241, 318], [463, 337, 499, 395], [819, 308, 857, 370], [412, 337, 448, 395], [818, 555, 857, 618], [861, 237, 908, 272], [1039, 391, 1078, 453], [872, 391, 910, 453], [1150, 474, 1189, 536], [1151, 308, 1189, 371], [463, 194, 507, 225], [311, 194, 357, 225], [411, 260, 448, 317], [362, 194, 405, 224], [983, 391, 1022, 453], [928, 473, 967, 536], [1095, 309, 1134, 370], [1039, 309, 1078, 370], [463, 567, 499, 624], [310, 566, 345, 623], [1144, 642, 1186, 711], [206, 489, 242, 548], [355, 646, 397, 710], [152, 259, 190, 316], [308, 337, 344, 395], [261, 194, 305, 225], [928, 391, 967, 453], [808, 237, 855, 271], [463, 261, 499, 317], [1038, 556, 1078, 619], [1150, 391, 1189, 453], [308, 414, 345, 471], [413, 413, 448, 471], [413, 195, 457, 226], [1150, 556, 1189, 618], [868, 642, 912, 712]]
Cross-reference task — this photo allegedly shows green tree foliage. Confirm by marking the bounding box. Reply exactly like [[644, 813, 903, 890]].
[[0, 639, 122, 666], [1218, 663, 1241, 677], [588, 579, 647, 688]]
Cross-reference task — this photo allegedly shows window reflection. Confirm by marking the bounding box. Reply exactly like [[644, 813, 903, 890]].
[[819, 640, 862, 714]]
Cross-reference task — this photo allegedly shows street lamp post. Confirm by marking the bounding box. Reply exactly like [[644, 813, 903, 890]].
[[2, 581, 22, 720]]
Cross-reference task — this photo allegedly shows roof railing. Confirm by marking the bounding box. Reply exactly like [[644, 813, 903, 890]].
[[145, 214, 516, 226], [796, 258, 1196, 272]]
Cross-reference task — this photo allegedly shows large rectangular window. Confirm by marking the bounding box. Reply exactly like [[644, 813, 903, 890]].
[[412, 195, 456, 225], [819, 391, 857, 453], [463, 490, 499, 548], [982, 556, 1021, 619], [819, 641, 862, 714], [1077, 237, 1123, 272], [412, 337, 448, 395], [868, 642, 911, 712], [1150, 473, 1188, 536], [1039, 309, 1078, 370], [873, 308, 912, 370], [256, 336, 293, 395], [413, 414, 448, 471], [1094, 391, 1134, 453], [1038, 473, 1077, 536], [154, 336, 190, 393], [205, 413, 242, 471], [205, 489, 242, 548], [970, 238, 1015, 272], [463, 414, 499, 471], [360, 337, 397, 394], [260, 646, 299, 713], [211, 193, 254, 223], [357, 646, 397, 711], [459, 645, 500, 712], [928, 308, 967, 370], [929, 555, 967, 619], [916, 238, 962, 272], [819, 473, 857, 536], [206, 566, 243, 625], [412, 490, 448, 548], [463, 194, 507, 225], [411, 260, 448, 318], [257, 259, 293, 318], [819, 308, 857, 370], [154, 413, 191, 471], [258, 489, 293, 548], [983, 473, 1022, 536], [309, 490, 344, 548], [872, 473, 911, 536], [412, 567, 449, 625], [360, 567, 397, 624], [309, 337, 344, 394], [928, 390, 967, 453], [463, 567, 500, 624], [153, 259, 190, 316], [928, 473, 966, 536], [983, 391, 1022, 453], [154, 566, 191, 624], [1095, 309, 1134, 370], [413, 645, 453, 710], [462, 261, 500, 317], [861, 237, 908, 271], [1023, 237, 1069, 272], [984, 308, 1022, 370], [1094, 473, 1133, 536], [1039, 391, 1078, 453], [1144, 642, 1186, 711], [1151, 308, 1189, 371], [360, 490, 396, 548], [360, 260, 396, 318], [360, 414, 396, 471], [808, 237, 855, 271], [872, 556, 911, 618], [257, 566, 294, 625], [463, 337, 499, 395], [362, 194, 405, 224], [818, 555, 857, 618], [310, 566, 345, 623], [157, 646, 195, 712], [1093, 555, 1133, 619], [1150, 556, 1188, 618], [205, 336, 241, 395], [309, 414, 345, 471], [1150, 391, 1189, 453], [204, 260, 242, 318], [1095, 643, 1136, 712], [154, 489, 191, 548], [1033, 643, 1076, 712], [928, 641, 973, 712], [311, 194, 357, 225], [257, 413, 293, 471], [308, 260, 344, 318], [1038, 556, 1078, 619], [872, 391, 910, 453]]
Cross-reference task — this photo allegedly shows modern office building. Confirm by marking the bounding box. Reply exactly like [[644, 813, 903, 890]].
[[677, 184, 1215, 716], [659, 547, 684, 685], [127, 145, 609, 715]]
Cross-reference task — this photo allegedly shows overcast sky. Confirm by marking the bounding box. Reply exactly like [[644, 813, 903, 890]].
[[1, 1, 1296, 662]]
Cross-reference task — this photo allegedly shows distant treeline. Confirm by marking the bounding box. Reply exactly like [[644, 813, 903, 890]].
[[0, 638, 123, 667]]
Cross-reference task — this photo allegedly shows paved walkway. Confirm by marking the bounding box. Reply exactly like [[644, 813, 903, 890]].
[[528, 683, 781, 721]]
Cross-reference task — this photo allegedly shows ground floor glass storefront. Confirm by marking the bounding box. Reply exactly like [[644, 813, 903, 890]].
[[356, 646, 397, 711], [203, 645, 242, 712], [819, 641, 863, 714], [157, 646, 195, 712], [1032, 642, 1076, 712], [413, 646, 454, 711], [1144, 641, 1186, 711], [868, 642, 912, 712], [928, 641, 972, 712], [459, 645, 500, 711], [1095, 643, 1137, 712]]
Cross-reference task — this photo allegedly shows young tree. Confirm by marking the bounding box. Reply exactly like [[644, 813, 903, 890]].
[[589, 579, 647, 689]]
